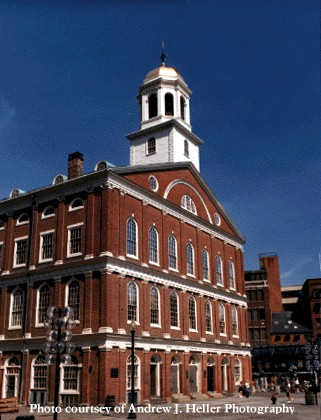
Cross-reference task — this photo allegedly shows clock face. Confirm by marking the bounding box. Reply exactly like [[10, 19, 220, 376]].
[[214, 212, 221, 226]]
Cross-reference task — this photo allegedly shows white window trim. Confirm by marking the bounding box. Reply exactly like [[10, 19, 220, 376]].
[[39, 230, 55, 263], [202, 249, 210, 282], [0, 241, 3, 271], [126, 217, 138, 260], [126, 355, 141, 392], [189, 296, 198, 332], [8, 286, 23, 330], [64, 279, 81, 324], [186, 242, 195, 277], [60, 361, 82, 394], [205, 301, 213, 334], [232, 306, 239, 337], [148, 175, 159, 192], [170, 291, 180, 329], [16, 213, 29, 226], [150, 286, 161, 328], [148, 227, 159, 266], [0, 225, 4, 231], [168, 235, 178, 271], [31, 356, 48, 389], [219, 303, 226, 336], [13, 236, 28, 268], [68, 198, 84, 212], [67, 223, 83, 258], [127, 281, 140, 325], [41, 206, 55, 219], [216, 255, 224, 286], [35, 284, 50, 327], [229, 261, 236, 290]]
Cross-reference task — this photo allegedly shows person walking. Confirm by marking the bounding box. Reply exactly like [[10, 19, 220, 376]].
[[271, 393, 277, 405]]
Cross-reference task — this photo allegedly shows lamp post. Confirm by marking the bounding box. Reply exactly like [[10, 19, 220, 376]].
[[45, 306, 74, 420], [128, 321, 137, 419]]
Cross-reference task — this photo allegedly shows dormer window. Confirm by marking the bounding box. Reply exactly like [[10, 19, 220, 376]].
[[42, 206, 55, 219], [148, 93, 158, 119], [184, 140, 189, 158], [17, 213, 29, 226], [165, 93, 174, 116], [181, 195, 197, 215], [147, 137, 156, 155], [180, 96, 185, 120], [69, 198, 84, 211]]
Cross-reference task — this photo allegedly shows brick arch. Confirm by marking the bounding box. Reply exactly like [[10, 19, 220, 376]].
[[163, 179, 212, 223]]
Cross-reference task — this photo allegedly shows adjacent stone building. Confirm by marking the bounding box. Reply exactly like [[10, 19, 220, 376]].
[[0, 61, 251, 406]]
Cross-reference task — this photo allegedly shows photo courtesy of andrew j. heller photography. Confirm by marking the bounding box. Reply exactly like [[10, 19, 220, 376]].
[[0, 1, 319, 420]]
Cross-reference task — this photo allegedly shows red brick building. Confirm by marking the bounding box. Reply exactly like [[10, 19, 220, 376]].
[[0, 62, 251, 406]]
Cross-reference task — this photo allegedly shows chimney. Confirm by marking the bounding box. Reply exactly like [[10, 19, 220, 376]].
[[68, 152, 84, 179]]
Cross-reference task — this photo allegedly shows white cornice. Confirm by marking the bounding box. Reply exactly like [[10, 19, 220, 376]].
[[107, 174, 243, 251], [107, 258, 247, 308], [104, 337, 251, 357]]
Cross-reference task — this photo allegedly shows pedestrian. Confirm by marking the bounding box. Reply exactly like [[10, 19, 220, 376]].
[[271, 393, 277, 405], [238, 384, 243, 398], [245, 381, 250, 398]]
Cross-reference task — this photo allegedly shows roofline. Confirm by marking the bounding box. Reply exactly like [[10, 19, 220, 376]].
[[112, 161, 245, 243]]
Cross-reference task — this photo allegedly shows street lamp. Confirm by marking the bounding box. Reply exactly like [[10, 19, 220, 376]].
[[45, 306, 74, 420], [128, 321, 137, 419]]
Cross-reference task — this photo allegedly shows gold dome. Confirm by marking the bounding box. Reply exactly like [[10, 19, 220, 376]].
[[144, 65, 185, 83]]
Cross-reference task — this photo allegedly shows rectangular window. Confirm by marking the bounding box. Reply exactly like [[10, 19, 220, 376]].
[[68, 225, 82, 257], [63, 366, 78, 391], [14, 238, 28, 267], [40, 232, 54, 262], [34, 366, 47, 389]]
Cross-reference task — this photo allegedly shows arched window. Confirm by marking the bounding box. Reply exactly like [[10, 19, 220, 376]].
[[216, 255, 223, 285], [232, 306, 238, 336], [67, 281, 80, 321], [189, 296, 197, 331], [165, 93, 174, 116], [127, 218, 138, 257], [202, 249, 209, 281], [42, 206, 55, 219], [17, 213, 29, 225], [69, 198, 84, 211], [228, 261, 235, 289], [186, 243, 194, 276], [168, 235, 177, 270], [184, 140, 189, 157], [149, 227, 158, 264], [219, 303, 225, 334], [205, 301, 212, 333], [180, 96, 185, 120], [147, 137, 156, 155], [181, 195, 196, 214], [234, 359, 242, 385], [10, 288, 24, 328], [4, 357, 21, 398], [150, 287, 160, 325], [170, 291, 179, 328], [128, 282, 138, 322], [32, 355, 47, 390], [148, 93, 158, 119], [61, 356, 81, 406], [126, 355, 140, 395], [37, 285, 50, 326]]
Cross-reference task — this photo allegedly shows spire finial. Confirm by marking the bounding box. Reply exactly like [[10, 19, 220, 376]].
[[160, 41, 166, 66]]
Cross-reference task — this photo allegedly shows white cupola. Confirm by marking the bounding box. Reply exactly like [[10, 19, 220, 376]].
[[127, 53, 204, 171]]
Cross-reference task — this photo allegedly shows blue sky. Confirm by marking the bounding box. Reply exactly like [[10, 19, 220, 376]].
[[0, 1, 319, 285]]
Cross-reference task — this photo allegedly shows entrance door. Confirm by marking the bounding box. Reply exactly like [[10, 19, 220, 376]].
[[150, 364, 157, 397], [171, 364, 179, 394], [207, 366, 214, 392], [189, 365, 198, 393], [6, 376, 16, 398]]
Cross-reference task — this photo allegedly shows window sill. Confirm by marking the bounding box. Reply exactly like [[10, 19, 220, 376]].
[[8, 326, 22, 330], [186, 273, 195, 278], [232, 334, 239, 338], [203, 279, 211, 283], [149, 261, 159, 267], [150, 324, 161, 328], [35, 324, 45, 328], [68, 207, 84, 212], [127, 320, 140, 326], [16, 221, 29, 226], [126, 254, 138, 260], [67, 253, 82, 258], [189, 329, 198, 333], [39, 259, 53, 264], [220, 333, 227, 337], [217, 283, 224, 288], [206, 331, 213, 335], [168, 267, 178, 272], [13, 264, 26, 269], [41, 214, 55, 220], [170, 326, 180, 330]]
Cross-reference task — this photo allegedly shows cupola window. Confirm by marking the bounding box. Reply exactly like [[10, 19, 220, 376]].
[[147, 137, 156, 155], [165, 93, 174, 116], [184, 140, 189, 157], [148, 175, 158, 191], [180, 96, 185, 120], [148, 93, 158, 119]]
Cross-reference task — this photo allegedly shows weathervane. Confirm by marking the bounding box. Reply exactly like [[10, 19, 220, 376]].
[[160, 41, 166, 66]]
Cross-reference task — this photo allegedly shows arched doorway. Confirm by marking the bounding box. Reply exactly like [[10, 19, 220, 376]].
[[2, 357, 20, 398], [150, 354, 161, 399], [207, 357, 215, 392], [170, 356, 181, 394], [189, 355, 199, 393], [221, 358, 229, 393]]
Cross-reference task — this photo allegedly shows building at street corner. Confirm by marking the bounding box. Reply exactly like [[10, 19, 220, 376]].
[[0, 60, 251, 406]]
